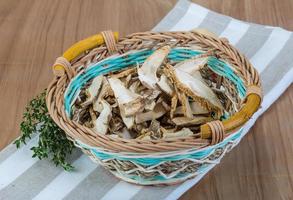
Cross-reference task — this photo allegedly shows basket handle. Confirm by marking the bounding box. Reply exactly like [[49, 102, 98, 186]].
[[200, 86, 262, 142], [52, 31, 119, 76], [191, 29, 262, 143]]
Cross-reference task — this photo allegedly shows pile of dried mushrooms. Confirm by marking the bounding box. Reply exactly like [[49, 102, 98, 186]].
[[72, 46, 225, 140]]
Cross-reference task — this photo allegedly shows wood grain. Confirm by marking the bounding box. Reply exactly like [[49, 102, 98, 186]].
[[0, 0, 176, 148], [0, 0, 292, 199]]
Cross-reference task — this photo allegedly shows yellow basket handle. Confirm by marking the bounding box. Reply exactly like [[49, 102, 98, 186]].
[[53, 31, 119, 76], [201, 86, 262, 141]]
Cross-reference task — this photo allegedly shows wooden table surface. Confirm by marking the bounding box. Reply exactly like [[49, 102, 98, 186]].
[[0, 0, 292, 199]]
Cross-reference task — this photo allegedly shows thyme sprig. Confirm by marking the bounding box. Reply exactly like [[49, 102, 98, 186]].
[[14, 90, 75, 171]]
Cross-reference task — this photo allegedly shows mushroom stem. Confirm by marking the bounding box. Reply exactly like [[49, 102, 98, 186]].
[[135, 103, 167, 123], [92, 100, 112, 135], [137, 46, 171, 89]]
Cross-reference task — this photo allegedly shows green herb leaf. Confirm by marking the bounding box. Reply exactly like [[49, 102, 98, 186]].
[[14, 89, 75, 171]]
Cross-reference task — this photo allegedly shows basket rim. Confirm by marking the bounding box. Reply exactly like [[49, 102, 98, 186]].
[[46, 30, 262, 153]]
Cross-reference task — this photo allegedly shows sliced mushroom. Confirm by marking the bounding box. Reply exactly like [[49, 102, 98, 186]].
[[177, 92, 193, 119], [137, 121, 162, 140], [108, 77, 144, 117], [135, 102, 167, 123], [144, 101, 156, 111], [161, 99, 171, 111], [109, 113, 124, 133], [138, 119, 162, 140], [125, 74, 132, 88], [117, 128, 133, 139], [143, 90, 161, 111], [175, 101, 210, 115], [142, 89, 161, 99], [159, 126, 177, 134], [157, 74, 174, 96], [172, 116, 212, 126], [91, 100, 112, 135], [149, 119, 161, 133], [121, 115, 135, 129], [72, 106, 91, 125], [213, 87, 239, 112], [164, 64, 223, 116], [111, 67, 136, 79], [174, 57, 208, 76], [129, 80, 140, 93], [137, 132, 152, 140], [89, 107, 97, 121], [81, 75, 103, 107], [162, 128, 194, 139], [93, 78, 112, 113], [170, 94, 178, 119], [174, 57, 208, 83], [137, 46, 171, 89], [133, 122, 148, 133]]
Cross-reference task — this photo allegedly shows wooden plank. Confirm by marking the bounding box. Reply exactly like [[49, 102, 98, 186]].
[[0, 0, 176, 149]]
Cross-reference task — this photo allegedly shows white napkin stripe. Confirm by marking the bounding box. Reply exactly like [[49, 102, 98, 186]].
[[220, 19, 250, 45], [0, 136, 39, 190], [251, 27, 292, 73], [170, 3, 209, 31], [32, 155, 97, 200], [101, 181, 143, 200]]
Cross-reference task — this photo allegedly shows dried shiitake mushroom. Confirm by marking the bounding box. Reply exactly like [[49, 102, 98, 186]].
[[72, 46, 225, 140]]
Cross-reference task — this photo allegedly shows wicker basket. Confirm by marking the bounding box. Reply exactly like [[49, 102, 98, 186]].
[[46, 30, 262, 185]]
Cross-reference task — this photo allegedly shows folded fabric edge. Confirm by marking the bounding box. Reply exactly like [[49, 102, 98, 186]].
[[153, 0, 191, 31], [154, 0, 292, 33]]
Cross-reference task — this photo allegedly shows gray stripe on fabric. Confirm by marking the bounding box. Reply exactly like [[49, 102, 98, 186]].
[[197, 11, 232, 36], [63, 166, 119, 200], [233, 25, 292, 95], [260, 35, 293, 94], [131, 185, 177, 200], [0, 149, 82, 200], [152, 0, 191, 32], [0, 144, 17, 164], [235, 25, 273, 58], [0, 133, 39, 164]]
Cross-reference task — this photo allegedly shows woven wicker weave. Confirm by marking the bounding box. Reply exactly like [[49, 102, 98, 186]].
[[46, 30, 262, 185]]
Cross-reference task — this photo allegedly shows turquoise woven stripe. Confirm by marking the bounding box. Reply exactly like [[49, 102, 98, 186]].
[[76, 129, 243, 167], [208, 57, 246, 96], [64, 48, 246, 116]]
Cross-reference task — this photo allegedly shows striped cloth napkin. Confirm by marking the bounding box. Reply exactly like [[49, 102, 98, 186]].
[[1, 0, 292, 199]]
